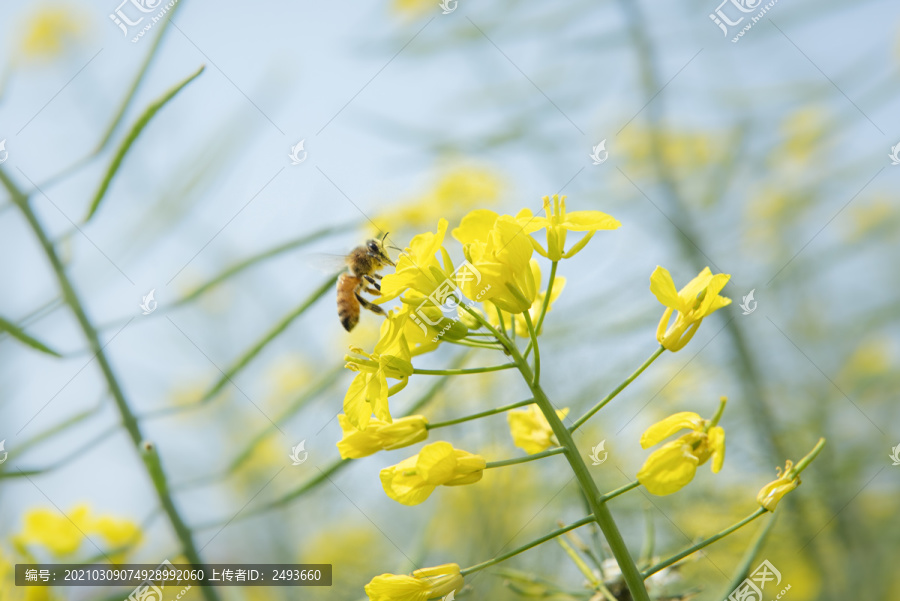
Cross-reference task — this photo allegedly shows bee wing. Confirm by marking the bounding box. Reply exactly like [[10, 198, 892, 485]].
[[302, 253, 349, 274]]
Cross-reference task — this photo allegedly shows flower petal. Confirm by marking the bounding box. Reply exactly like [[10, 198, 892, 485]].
[[639, 412, 704, 448], [649, 266, 682, 310], [561, 210, 621, 232]]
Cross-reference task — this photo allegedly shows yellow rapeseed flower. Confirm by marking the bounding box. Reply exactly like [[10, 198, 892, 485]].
[[14, 505, 140, 557], [365, 563, 463, 601], [650, 266, 731, 351], [636, 399, 726, 496], [336, 414, 429, 459], [516, 195, 620, 261], [507, 405, 568, 454], [19, 4, 87, 62], [485, 259, 566, 337], [343, 312, 414, 430], [757, 460, 800, 511], [452, 210, 536, 314], [380, 441, 485, 506]]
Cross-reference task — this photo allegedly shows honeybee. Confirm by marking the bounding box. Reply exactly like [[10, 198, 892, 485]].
[[337, 233, 396, 331]]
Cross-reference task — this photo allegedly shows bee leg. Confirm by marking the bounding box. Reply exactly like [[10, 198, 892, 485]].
[[356, 293, 385, 315], [363, 275, 381, 291], [372, 273, 383, 280], [364, 287, 380, 295]]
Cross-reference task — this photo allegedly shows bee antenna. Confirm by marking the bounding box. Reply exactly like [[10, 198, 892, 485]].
[[387, 245, 403, 252], [381, 231, 390, 243]]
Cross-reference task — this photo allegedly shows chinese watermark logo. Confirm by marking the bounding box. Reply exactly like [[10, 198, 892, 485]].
[[589, 440, 608, 465], [289, 140, 307, 165], [740, 289, 757, 315], [126, 559, 189, 601], [709, 0, 779, 43], [409, 261, 491, 342], [889, 143, 900, 166], [140, 289, 158, 315], [110, 0, 180, 43], [0, 139, 8, 164], [590, 140, 608, 165], [728, 559, 790, 601], [439, 0, 458, 14], [290, 441, 308, 466], [890, 444, 900, 466], [0, 440, 7, 465]]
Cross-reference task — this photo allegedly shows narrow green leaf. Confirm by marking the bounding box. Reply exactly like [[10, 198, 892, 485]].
[[198, 273, 339, 404], [0, 315, 62, 357], [84, 65, 206, 221], [176, 222, 354, 306]]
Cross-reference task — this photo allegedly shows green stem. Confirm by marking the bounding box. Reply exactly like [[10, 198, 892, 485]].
[[412, 363, 515, 375], [535, 260, 559, 334], [642, 508, 768, 578], [524, 311, 541, 386], [721, 509, 778, 596], [484, 447, 565, 469], [787, 438, 826, 478], [459, 516, 594, 576], [556, 536, 603, 591], [426, 399, 534, 429], [569, 346, 665, 432], [448, 338, 505, 350], [496, 325, 650, 600], [602, 480, 641, 502], [1, 171, 219, 601]]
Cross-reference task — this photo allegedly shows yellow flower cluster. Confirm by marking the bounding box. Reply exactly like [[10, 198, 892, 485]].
[[651, 266, 731, 351], [636, 399, 727, 496], [365, 563, 463, 601], [336, 414, 429, 459], [14, 505, 141, 557], [380, 442, 485, 506]]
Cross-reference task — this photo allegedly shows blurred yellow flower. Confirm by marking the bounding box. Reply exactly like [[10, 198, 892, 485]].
[[773, 107, 828, 166], [336, 414, 429, 459], [365, 563, 463, 601], [846, 199, 893, 241], [18, 4, 87, 62], [373, 167, 501, 232], [757, 460, 800, 511], [650, 266, 731, 351], [380, 441, 485, 505], [14, 505, 140, 557], [637, 399, 726, 496], [618, 126, 718, 172], [507, 405, 568, 454], [485, 259, 566, 337], [516, 195, 620, 261], [452, 210, 536, 314]]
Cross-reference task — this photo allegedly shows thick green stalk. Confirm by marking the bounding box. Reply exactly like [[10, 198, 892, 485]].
[[510, 348, 651, 600], [2, 171, 219, 601], [498, 312, 650, 600]]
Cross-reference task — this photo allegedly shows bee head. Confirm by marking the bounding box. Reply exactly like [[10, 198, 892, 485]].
[[366, 233, 395, 267]]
